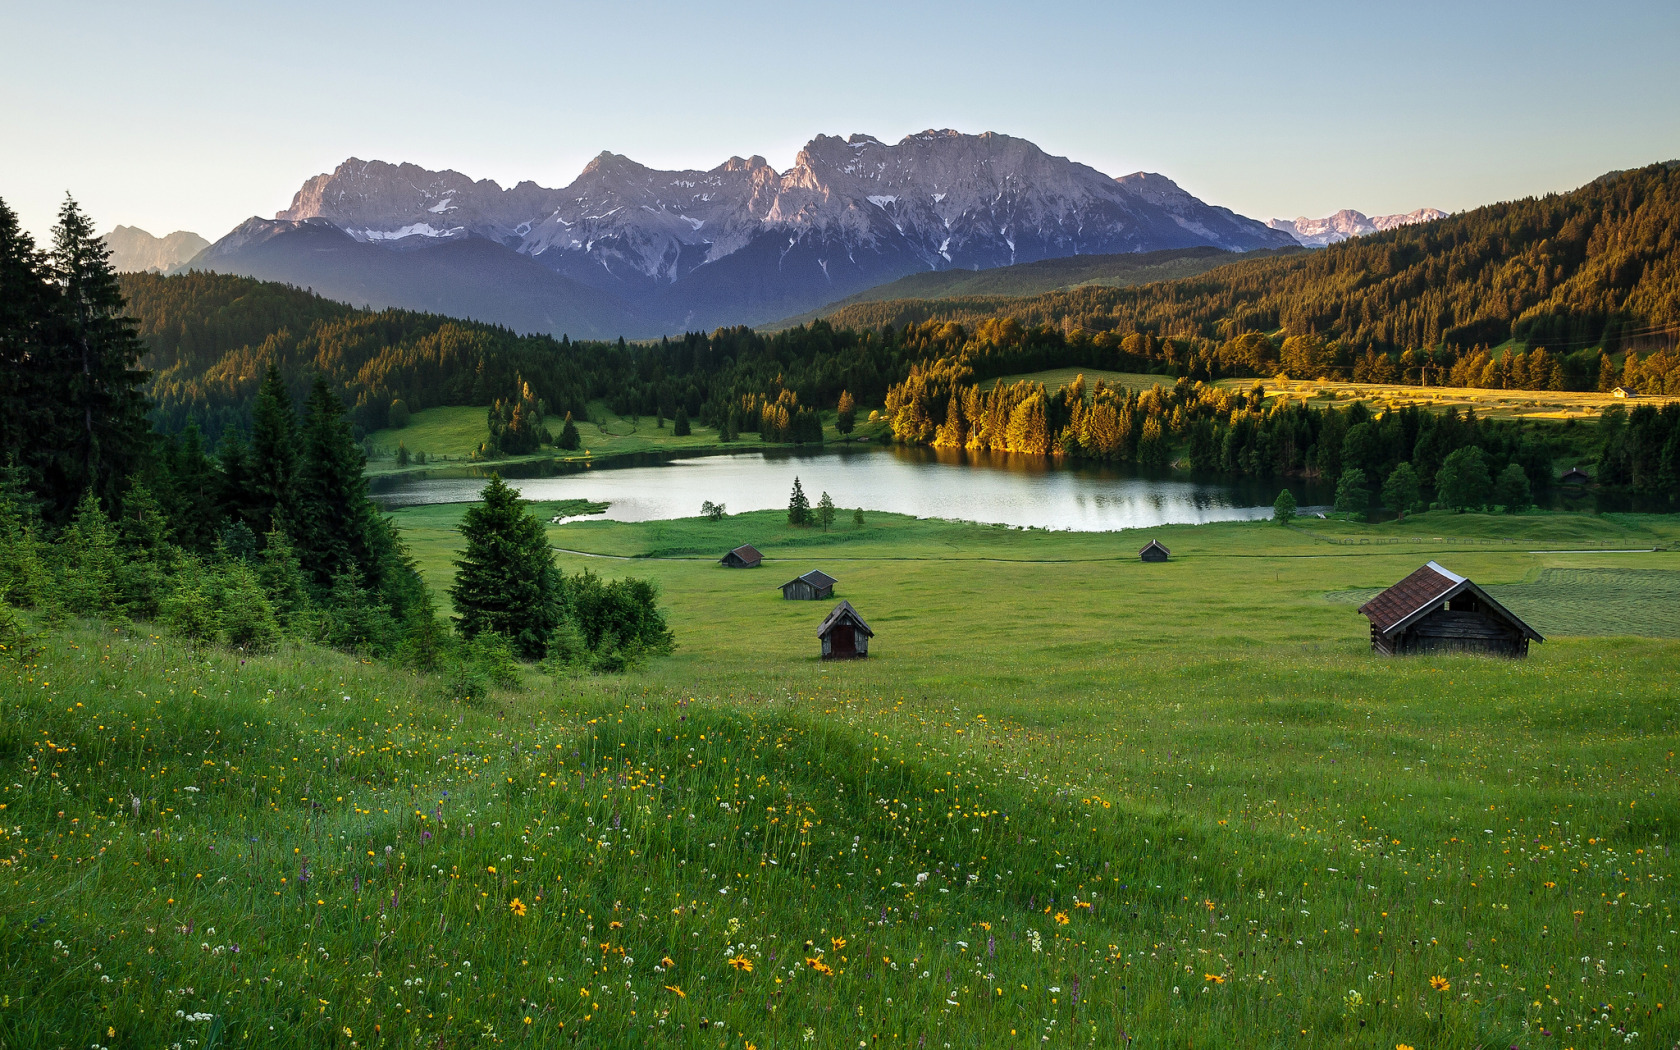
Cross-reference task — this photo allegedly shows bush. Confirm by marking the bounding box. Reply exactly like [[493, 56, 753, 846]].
[[159, 557, 280, 651]]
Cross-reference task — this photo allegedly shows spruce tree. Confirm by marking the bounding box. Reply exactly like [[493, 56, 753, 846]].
[[43, 197, 151, 519], [673, 406, 691, 436], [294, 375, 376, 592], [558, 412, 581, 450], [169, 421, 220, 552], [249, 363, 299, 536], [817, 491, 836, 531], [787, 476, 810, 525], [451, 474, 564, 659], [0, 199, 57, 500]]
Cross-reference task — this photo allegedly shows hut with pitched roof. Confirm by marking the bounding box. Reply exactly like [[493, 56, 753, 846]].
[[780, 569, 836, 601], [1139, 539, 1170, 562], [719, 544, 763, 568], [816, 600, 873, 660], [1357, 561, 1542, 658]]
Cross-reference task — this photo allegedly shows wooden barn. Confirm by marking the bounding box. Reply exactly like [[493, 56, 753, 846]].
[[781, 570, 836, 601], [816, 600, 873, 660], [1560, 466, 1592, 486], [1358, 561, 1542, 658], [720, 544, 763, 569], [1139, 539, 1170, 562]]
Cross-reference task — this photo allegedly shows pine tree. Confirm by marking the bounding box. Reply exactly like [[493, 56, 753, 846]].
[[836, 390, 856, 435], [787, 477, 810, 525], [57, 491, 123, 616], [168, 421, 220, 552], [451, 473, 564, 659], [0, 199, 58, 501], [817, 491, 836, 531], [257, 526, 311, 629], [249, 363, 299, 536], [294, 375, 376, 592], [42, 197, 152, 519], [558, 412, 581, 450], [673, 406, 691, 436]]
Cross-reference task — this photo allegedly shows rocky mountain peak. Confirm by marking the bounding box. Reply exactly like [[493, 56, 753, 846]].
[[1268, 206, 1447, 247]]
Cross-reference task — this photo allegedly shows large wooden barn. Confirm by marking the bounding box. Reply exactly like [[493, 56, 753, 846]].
[[719, 544, 763, 568], [1358, 561, 1542, 658], [817, 600, 873, 660], [781, 570, 836, 601]]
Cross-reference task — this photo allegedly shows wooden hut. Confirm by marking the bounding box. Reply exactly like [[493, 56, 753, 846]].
[[1560, 466, 1592, 486], [1612, 386, 1636, 399], [1358, 561, 1542, 658], [719, 544, 763, 569], [1139, 539, 1170, 562], [780, 569, 836, 601], [816, 600, 873, 660]]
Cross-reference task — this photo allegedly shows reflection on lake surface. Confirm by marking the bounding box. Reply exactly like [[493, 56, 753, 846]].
[[370, 446, 1332, 532]]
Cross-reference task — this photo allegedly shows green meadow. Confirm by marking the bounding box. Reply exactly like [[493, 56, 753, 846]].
[[3, 508, 1677, 1048]]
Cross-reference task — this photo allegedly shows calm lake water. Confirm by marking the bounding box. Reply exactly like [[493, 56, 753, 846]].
[[371, 447, 1332, 532]]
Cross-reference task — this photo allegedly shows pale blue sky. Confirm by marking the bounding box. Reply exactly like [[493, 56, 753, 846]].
[[3, 0, 1676, 243]]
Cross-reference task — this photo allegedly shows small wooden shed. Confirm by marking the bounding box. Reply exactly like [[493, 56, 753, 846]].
[[817, 600, 873, 660], [720, 544, 763, 569], [1612, 386, 1636, 399], [1560, 466, 1592, 486], [1139, 539, 1170, 562], [781, 569, 836, 601], [1358, 561, 1542, 658]]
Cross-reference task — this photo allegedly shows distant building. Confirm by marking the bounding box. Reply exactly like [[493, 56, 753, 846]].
[[1559, 466, 1592, 486], [719, 544, 763, 569], [1139, 539, 1170, 562], [781, 570, 836, 601], [1612, 386, 1636, 399], [816, 600, 873, 660], [1358, 561, 1542, 658]]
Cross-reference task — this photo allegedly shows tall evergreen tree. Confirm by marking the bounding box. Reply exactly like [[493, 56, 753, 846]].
[[451, 473, 564, 659], [248, 363, 299, 536], [0, 199, 57, 500], [168, 421, 220, 552], [787, 476, 811, 525], [42, 197, 152, 519], [294, 375, 375, 591]]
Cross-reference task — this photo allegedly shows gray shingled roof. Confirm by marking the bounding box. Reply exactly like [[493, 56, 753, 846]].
[[816, 600, 873, 638]]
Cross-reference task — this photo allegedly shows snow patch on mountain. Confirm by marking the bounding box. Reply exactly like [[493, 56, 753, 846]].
[[1269, 207, 1447, 247]]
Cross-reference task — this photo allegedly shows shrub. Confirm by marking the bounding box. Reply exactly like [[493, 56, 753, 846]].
[[1272, 489, 1297, 524]]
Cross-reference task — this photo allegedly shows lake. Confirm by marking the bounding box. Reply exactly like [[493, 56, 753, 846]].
[[370, 447, 1332, 532]]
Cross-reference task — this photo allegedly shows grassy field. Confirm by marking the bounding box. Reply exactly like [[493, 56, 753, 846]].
[[364, 403, 891, 479], [979, 369, 1176, 395], [4, 508, 1678, 1048], [1253, 378, 1680, 421]]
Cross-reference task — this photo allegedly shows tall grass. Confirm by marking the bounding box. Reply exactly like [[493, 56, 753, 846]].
[[1, 510, 1676, 1047]]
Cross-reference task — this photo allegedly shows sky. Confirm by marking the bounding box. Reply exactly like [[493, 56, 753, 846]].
[[3, 0, 1677, 244]]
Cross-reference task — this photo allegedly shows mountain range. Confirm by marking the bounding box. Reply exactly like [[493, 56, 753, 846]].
[[103, 226, 209, 273], [180, 130, 1301, 338], [1266, 208, 1447, 247]]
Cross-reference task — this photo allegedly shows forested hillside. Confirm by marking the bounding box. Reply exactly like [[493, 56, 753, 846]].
[[822, 162, 1680, 382]]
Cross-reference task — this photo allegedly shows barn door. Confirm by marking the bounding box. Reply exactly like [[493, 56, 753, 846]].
[[831, 624, 856, 657]]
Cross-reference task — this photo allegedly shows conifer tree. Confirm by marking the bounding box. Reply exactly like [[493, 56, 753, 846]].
[[836, 390, 856, 435], [169, 421, 220, 552], [673, 406, 691, 436], [817, 491, 836, 531], [257, 526, 311, 628], [43, 198, 151, 519], [451, 473, 564, 659], [558, 412, 581, 450], [57, 491, 122, 616], [787, 477, 810, 525], [294, 375, 375, 592], [0, 199, 57, 498], [249, 363, 299, 536]]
